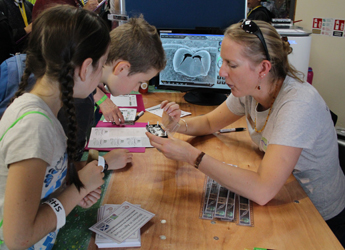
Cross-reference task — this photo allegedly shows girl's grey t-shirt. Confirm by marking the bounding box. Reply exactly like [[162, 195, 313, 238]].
[[226, 76, 345, 220], [0, 93, 68, 250]]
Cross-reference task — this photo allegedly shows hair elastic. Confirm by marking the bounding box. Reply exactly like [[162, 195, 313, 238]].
[[43, 198, 66, 230]]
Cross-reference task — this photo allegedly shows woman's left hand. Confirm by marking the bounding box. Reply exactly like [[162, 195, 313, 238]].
[[78, 187, 102, 208]]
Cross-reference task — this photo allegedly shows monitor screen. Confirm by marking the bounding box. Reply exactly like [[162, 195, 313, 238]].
[[125, 0, 247, 31], [153, 29, 230, 105]]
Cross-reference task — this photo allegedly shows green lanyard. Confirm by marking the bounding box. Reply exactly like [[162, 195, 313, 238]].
[[0, 111, 52, 246]]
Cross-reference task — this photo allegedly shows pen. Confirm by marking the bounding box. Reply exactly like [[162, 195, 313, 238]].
[[219, 127, 246, 133], [135, 111, 144, 121]]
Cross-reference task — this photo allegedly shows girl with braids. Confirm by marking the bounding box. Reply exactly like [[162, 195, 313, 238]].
[[146, 20, 345, 246], [0, 5, 122, 250], [32, 0, 127, 128]]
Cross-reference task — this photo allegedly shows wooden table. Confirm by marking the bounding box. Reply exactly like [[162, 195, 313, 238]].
[[88, 92, 343, 250]]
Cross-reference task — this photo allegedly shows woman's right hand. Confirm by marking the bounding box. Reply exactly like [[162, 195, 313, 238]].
[[78, 160, 105, 194], [145, 132, 200, 165], [161, 100, 181, 132]]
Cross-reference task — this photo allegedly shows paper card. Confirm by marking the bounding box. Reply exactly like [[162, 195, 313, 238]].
[[110, 95, 137, 107], [95, 205, 141, 247], [103, 108, 137, 123], [87, 127, 152, 148], [90, 201, 155, 244], [146, 104, 191, 118]]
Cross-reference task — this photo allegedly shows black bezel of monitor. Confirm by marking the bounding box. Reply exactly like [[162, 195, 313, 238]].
[[152, 28, 231, 105]]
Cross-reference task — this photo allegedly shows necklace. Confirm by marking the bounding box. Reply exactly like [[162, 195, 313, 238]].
[[247, 5, 262, 17], [254, 84, 280, 133]]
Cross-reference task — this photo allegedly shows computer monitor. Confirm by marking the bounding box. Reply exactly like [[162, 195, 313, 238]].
[[152, 29, 230, 106], [125, 0, 247, 31]]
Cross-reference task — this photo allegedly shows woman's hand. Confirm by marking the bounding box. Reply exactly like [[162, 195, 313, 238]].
[[161, 100, 181, 132], [78, 187, 102, 208], [146, 132, 198, 165], [78, 160, 105, 194], [104, 149, 133, 170]]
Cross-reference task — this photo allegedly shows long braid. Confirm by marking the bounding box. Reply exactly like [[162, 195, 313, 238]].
[[59, 63, 84, 190], [12, 48, 47, 102], [24, 5, 110, 192], [11, 67, 31, 101]]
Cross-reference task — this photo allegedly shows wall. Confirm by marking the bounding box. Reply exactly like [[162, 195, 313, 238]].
[[294, 0, 345, 127]]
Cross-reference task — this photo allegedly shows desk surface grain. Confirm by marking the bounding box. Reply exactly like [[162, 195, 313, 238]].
[[88, 92, 343, 250]]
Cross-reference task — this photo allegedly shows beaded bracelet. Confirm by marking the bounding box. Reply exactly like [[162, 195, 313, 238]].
[[43, 198, 66, 230], [96, 94, 108, 106]]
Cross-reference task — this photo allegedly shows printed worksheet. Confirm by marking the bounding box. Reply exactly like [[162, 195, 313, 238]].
[[95, 204, 141, 248], [103, 108, 137, 122], [90, 201, 155, 244], [146, 104, 191, 118], [110, 95, 137, 107], [88, 127, 152, 148]]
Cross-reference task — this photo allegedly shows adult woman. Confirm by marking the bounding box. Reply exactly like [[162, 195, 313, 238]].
[[0, 5, 126, 250], [146, 20, 345, 246]]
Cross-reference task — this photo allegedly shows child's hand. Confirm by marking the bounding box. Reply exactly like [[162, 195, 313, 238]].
[[100, 98, 124, 124], [78, 160, 104, 194], [104, 149, 133, 170], [161, 100, 181, 132], [78, 187, 102, 208]]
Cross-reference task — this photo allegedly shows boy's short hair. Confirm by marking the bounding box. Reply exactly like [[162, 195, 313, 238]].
[[107, 16, 166, 75]]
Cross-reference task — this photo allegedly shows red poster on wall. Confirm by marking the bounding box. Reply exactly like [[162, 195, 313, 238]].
[[313, 18, 323, 29], [334, 19, 345, 31]]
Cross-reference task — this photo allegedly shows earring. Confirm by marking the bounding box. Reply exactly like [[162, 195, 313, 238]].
[[261, 73, 266, 78]]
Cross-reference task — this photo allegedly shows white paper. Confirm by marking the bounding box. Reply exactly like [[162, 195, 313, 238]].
[[88, 127, 152, 148], [103, 108, 137, 123], [95, 204, 141, 248], [146, 104, 191, 118], [90, 201, 155, 244], [110, 95, 137, 107]]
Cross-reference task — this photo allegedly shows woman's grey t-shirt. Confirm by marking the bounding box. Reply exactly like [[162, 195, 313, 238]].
[[226, 76, 345, 220]]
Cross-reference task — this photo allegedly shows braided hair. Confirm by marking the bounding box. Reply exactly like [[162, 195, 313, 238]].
[[13, 5, 110, 190]]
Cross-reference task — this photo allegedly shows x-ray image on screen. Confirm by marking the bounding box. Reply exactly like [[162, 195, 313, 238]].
[[173, 48, 211, 78], [159, 32, 227, 90]]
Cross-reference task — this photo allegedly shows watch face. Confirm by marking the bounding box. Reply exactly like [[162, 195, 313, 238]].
[[104, 162, 109, 171]]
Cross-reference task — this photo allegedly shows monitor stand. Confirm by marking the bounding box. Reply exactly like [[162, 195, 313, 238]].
[[183, 91, 227, 106]]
